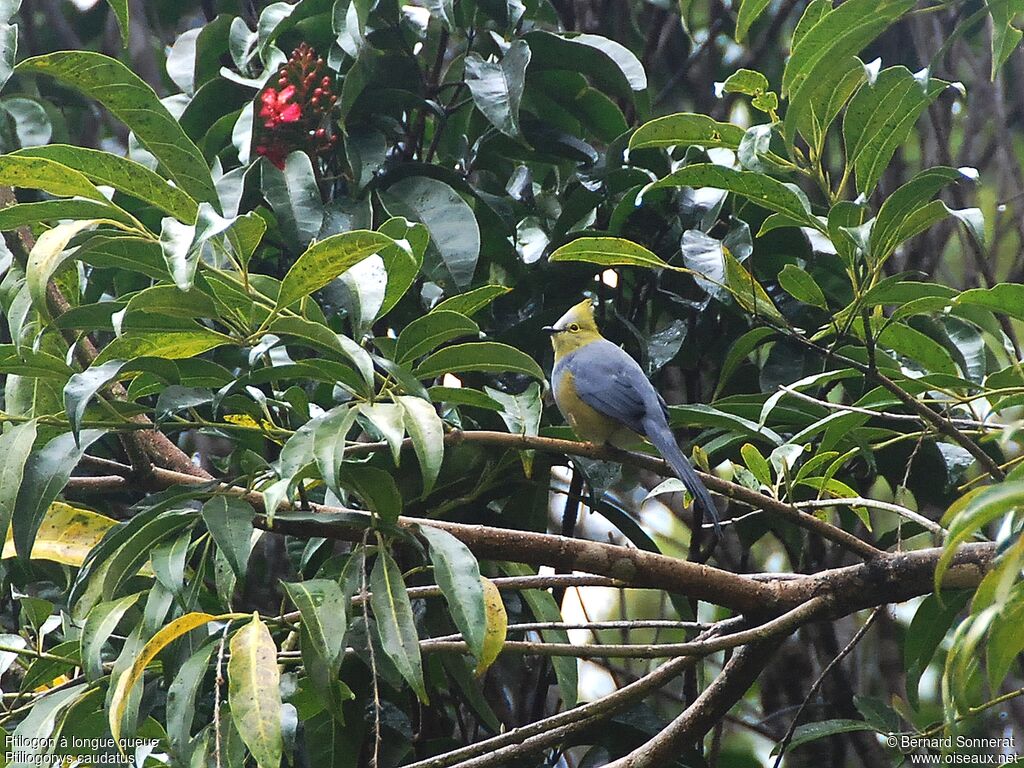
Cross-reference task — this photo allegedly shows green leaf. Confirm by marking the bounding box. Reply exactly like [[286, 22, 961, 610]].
[[396, 310, 479, 363], [781, 0, 915, 146], [524, 31, 647, 109], [17, 52, 218, 205], [485, 381, 543, 475], [628, 113, 744, 150], [358, 402, 405, 464], [843, 67, 949, 195], [340, 465, 402, 525], [740, 443, 772, 486], [778, 264, 827, 308], [550, 236, 670, 269], [427, 386, 506, 411], [282, 579, 348, 717], [0, 420, 37, 558], [13, 145, 198, 222], [105, 0, 129, 45], [0, 155, 106, 201], [989, 0, 1024, 78], [166, 641, 217, 759], [870, 167, 975, 262], [464, 39, 531, 138], [381, 176, 480, 289], [228, 614, 283, 768], [720, 68, 770, 96], [904, 591, 971, 708], [100, 509, 196, 601], [63, 359, 124, 443], [419, 526, 487, 661], [714, 327, 775, 397], [94, 327, 234, 365], [0, 199, 135, 231], [936, 483, 1024, 592], [80, 592, 141, 681], [985, 584, 1024, 692], [735, 0, 771, 42], [375, 216, 427, 318], [957, 284, 1024, 322], [201, 496, 256, 581], [414, 341, 545, 381], [277, 230, 396, 309], [26, 219, 103, 317], [433, 285, 512, 317], [12, 429, 105, 559], [262, 151, 324, 248], [648, 164, 817, 228], [724, 248, 784, 321], [311, 405, 360, 501], [370, 550, 427, 703], [397, 395, 444, 497], [772, 719, 879, 755]]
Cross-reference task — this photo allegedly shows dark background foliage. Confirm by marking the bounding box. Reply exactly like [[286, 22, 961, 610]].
[[0, 1, 1022, 767]]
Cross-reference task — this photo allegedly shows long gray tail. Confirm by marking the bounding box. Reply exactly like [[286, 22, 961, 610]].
[[644, 418, 720, 536]]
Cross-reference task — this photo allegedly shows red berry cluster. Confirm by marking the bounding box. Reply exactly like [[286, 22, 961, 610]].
[[254, 43, 338, 170]]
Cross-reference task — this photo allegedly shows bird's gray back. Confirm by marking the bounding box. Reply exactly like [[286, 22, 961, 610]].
[[559, 340, 664, 435]]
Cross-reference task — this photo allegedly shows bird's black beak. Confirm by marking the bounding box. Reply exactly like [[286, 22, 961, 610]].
[[542, 325, 557, 335]]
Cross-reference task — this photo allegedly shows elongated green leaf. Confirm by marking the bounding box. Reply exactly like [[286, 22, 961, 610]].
[[381, 176, 480, 289], [201, 496, 256, 581], [397, 395, 444, 497], [714, 327, 775, 397], [396, 311, 479, 363], [26, 219, 101, 316], [166, 640, 217, 759], [282, 578, 350, 717], [0, 199, 133, 230], [843, 67, 949, 195], [957, 284, 1024, 321], [778, 264, 826, 308], [648, 164, 817, 228], [311, 405, 359, 501], [724, 248, 783, 321], [105, 0, 129, 44], [94, 327, 234, 365], [228, 614, 283, 768], [735, 0, 771, 42], [524, 31, 647, 108], [262, 150, 323, 248], [12, 429, 105, 559], [631, 113, 746, 151], [936, 483, 1024, 592], [14, 145, 198, 222], [100, 509, 196, 601], [773, 720, 879, 755], [989, 0, 1024, 78], [80, 592, 141, 681], [870, 167, 974, 261], [905, 590, 971, 708], [781, 0, 914, 144], [464, 40, 530, 138], [550, 236, 669, 269], [0, 420, 37, 556], [371, 550, 427, 702], [433, 285, 512, 317], [340, 465, 402, 524], [17, 52, 218, 205], [277, 230, 396, 308], [420, 526, 487, 660], [0, 155, 105, 201], [63, 359, 124, 443], [414, 342, 544, 380]]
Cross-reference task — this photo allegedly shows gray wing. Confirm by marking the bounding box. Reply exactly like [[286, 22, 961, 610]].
[[567, 341, 661, 435]]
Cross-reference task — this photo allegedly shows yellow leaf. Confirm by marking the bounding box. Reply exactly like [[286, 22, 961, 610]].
[[3, 502, 116, 567], [109, 612, 218, 743], [474, 577, 507, 677]]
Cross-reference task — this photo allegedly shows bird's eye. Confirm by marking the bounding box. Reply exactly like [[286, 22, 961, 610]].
[[568, 323, 581, 333]]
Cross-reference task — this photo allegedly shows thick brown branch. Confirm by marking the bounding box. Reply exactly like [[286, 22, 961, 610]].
[[603, 637, 786, 768]]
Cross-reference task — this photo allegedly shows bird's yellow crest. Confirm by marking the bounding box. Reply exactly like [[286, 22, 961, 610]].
[[546, 298, 603, 358]]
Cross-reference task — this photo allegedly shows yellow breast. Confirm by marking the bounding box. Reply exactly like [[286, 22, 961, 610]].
[[554, 368, 619, 444]]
